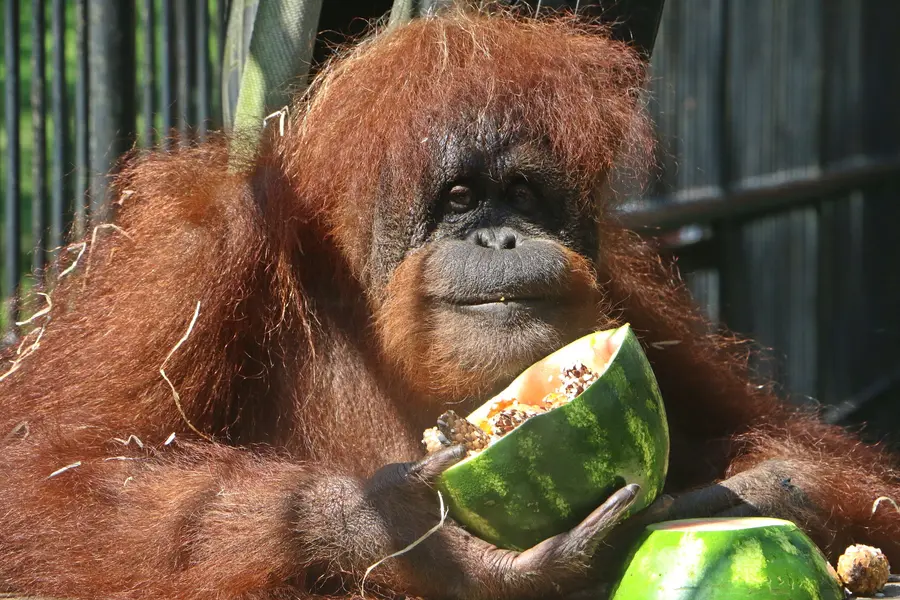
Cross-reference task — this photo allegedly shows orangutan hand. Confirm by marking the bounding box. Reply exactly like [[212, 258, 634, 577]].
[[351, 445, 643, 600], [649, 459, 817, 524]]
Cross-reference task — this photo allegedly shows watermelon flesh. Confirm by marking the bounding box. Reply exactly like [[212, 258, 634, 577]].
[[435, 324, 669, 550], [465, 329, 619, 432], [609, 517, 845, 600]]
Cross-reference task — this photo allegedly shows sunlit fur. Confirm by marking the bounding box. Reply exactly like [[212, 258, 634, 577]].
[[1, 6, 899, 600], [276, 9, 653, 404]]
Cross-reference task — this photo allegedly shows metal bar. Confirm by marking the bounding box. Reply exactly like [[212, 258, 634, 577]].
[[161, 0, 177, 149], [88, 0, 137, 222], [815, 197, 840, 406], [620, 158, 900, 232], [50, 0, 69, 262], [716, 218, 753, 338], [143, 0, 157, 147], [389, 0, 415, 26], [213, 0, 228, 129], [31, 0, 48, 279], [74, 0, 89, 237], [717, 0, 734, 191], [713, 0, 743, 334], [196, 0, 210, 140], [822, 364, 900, 425], [175, 0, 195, 144], [5, 0, 22, 326], [815, 4, 836, 407], [219, 0, 229, 61]]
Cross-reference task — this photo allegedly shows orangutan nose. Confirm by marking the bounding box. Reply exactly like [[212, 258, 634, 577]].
[[468, 227, 520, 250]]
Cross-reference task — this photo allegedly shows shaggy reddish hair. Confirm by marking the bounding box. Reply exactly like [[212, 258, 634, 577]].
[[0, 7, 898, 600], [277, 9, 654, 264]]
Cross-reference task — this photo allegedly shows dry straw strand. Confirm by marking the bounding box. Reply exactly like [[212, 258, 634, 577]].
[[360, 491, 448, 598], [15, 293, 53, 326], [159, 301, 213, 442], [3, 421, 30, 443], [113, 434, 145, 449], [650, 339, 682, 350], [872, 496, 900, 516], [263, 106, 290, 137], [84, 224, 133, 283], [59, 242, 87, 278], [48, 461, 82, 479], [0, 326, 46, 383]]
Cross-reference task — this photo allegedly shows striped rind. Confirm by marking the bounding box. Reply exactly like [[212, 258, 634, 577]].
[[609, 517, 844, 600], [437, 324, 669, 550]]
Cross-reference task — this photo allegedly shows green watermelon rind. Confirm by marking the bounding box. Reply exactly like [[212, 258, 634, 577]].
[[608, 517, 845, 600], [437, 324, 670, 550]]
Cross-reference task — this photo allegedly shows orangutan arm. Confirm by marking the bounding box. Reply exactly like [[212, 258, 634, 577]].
[[0, 147, 313, 598], [1, 423, 646, 600], [655, 415, 900, 563], [0, 147, 643, 600], [0, 433, 319, 599]]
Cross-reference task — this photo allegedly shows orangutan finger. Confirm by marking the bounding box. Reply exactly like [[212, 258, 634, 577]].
[[407, 444, 467, 484], [572, 484, 642, 542], [620, 493, 674, 530], [513, 484, 640, 573], [664, 484, 743, 520], [716, 502, 762, 518]]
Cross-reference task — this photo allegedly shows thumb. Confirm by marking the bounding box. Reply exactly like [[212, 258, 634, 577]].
[[407, 444, 468, 483]]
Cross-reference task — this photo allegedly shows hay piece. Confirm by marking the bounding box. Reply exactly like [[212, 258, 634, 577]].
[[113, 434, 144, 449], [15, 326, 45, 356], [872, 496, 900, 516], [263, 106, 289, 137], [48, 461, 82, 479], [59, 242, 87, 278], [360, 491, 448, 599], [0, 362, 23, 383], [3, 421, 30, 443], [15, 293, 52, 326], [84, 224, 133, 282], [0, 326, 46, 383], [650, 339, 682, 350], [159, 301, 212, 442], [113, 189, 135, 207]]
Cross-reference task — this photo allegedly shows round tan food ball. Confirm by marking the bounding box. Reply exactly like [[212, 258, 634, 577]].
[[836, 544, 890, 596]]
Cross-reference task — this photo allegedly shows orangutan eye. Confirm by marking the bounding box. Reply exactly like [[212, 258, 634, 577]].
[[445, 184, 477, 214], [507, 181, 538, 213]]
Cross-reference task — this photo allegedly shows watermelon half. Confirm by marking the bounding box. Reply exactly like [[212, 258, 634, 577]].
[[436, 324, 669, 550], [609, 518, 845, 600]]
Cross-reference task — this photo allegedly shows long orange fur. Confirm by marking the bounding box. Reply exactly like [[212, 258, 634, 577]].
[[1, 7, 898, 600]]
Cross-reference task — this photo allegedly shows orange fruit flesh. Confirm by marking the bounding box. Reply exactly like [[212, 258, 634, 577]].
[[467, 331, 619, 434]]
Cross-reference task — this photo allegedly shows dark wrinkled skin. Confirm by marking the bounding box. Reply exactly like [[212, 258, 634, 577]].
[[658, 460, 817, 523], [343, 134, 818, 598], [349, 446, 813, 600], [352, 446, 649, 600], [0, 13, 888, 600]]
